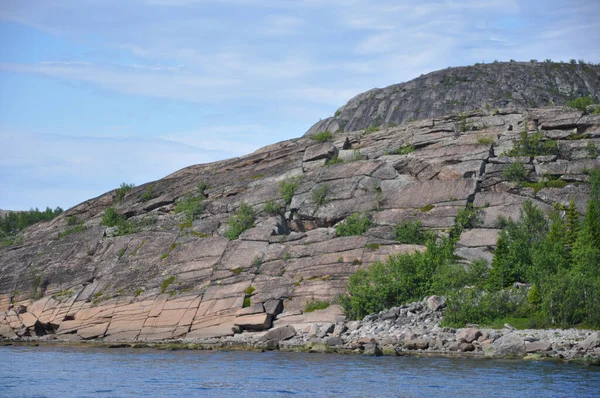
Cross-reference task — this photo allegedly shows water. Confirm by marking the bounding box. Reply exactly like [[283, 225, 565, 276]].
[[1, 346, 598, 397]]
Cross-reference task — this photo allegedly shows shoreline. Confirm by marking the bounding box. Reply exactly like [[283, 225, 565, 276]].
[[3, 298, 599, 366]]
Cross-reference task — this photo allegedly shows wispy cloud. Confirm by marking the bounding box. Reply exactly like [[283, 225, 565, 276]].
[[1, 0, 599, 210]]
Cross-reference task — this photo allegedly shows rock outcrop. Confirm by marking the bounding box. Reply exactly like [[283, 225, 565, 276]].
[[305, 61, 600, 136], [1, 67, 600, 344]]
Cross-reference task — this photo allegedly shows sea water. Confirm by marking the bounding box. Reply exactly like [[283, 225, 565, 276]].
[[1, 345, 598, 397]]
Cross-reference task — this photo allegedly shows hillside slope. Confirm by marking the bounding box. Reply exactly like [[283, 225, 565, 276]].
[[306, 61, 600, 136], [1, 88, 600, 342]]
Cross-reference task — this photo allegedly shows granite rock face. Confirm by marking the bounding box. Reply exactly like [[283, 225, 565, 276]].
[[305, 61, 600, 136], [1, 88, 599, 343]]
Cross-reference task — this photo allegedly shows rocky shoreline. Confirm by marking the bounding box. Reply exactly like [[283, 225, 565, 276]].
[[3, 297, 599, 365]]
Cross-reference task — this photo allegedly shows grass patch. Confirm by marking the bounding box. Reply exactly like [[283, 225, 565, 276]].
[[58, 219, 85, 239], [311, 131, 333, 143], [161, 276, 175, 294], [243, 286, 256, 295], [388, 145, 414, 155], [135, 288, 144, 297], [250, 173, 265, 180], [523, 179, 569, 193], [420, 204, 435, 212], [365, 125, 380, 134], [324, 155, 344, 166], [243, 296, 251, 308], [365, 243, 381, 251], [230, 267, 243, 275], [304, 298, 330, 313], [476, 136, 495, 145]]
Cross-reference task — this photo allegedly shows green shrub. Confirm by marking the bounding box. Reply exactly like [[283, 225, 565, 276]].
[[365, 125, 380, 134], [334, 110, 341, 118], [304, 298, 330, 313], [141, 185, 153, 202], [504, 130, 558, 157], [244, 285, 256, 295], [115, 182, 135, 202], [586, 141, 599, 158], [503, 163, 527, 184], [458, 113, 470, 132], [174, 194, 204, 221], [339, 238, 455, 320], [394, 220, 433, 245], [263, 200, 282, 215], [567, 96, 596, 112], [101, 207, 126, 227], [311, 184, 329, 206], [280, 176, 302, 205], [450, 204, 483, 240], [311, 131, 333, 143], [101, 207, 154, 236], [335, 212, 372, 236], [225, 202, 255, 240], [197, 180, 210, 196]]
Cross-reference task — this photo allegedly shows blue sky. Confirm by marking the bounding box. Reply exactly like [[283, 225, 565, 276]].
[[1, 0, 599, 211]]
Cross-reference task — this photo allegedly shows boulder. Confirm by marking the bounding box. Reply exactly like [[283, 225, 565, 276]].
[[261, 325, 296, 343], [526, 341, 552, 353], [325, 336, 344, 346], [317, 323, 334, 338], [363, 342, 383, 356], [426, 296, 446, 312], [456, 328, 482, 343], [459, 342, 475, 352], [0, 324, 17, 339], [484, 333, 526, 358], [263, 299, 283, 317], [581, 332, 600, 350], [234, 313, 273, 331], [19, 312, 38, 329]]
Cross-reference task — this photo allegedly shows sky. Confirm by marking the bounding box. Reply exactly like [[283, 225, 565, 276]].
[[1, 0, 599, 211]]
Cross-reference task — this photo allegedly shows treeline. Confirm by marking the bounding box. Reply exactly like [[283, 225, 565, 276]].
[[340, 169, 600, 329], [0, 207, 64, 237]]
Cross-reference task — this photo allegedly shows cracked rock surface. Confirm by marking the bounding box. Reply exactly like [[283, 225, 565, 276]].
[[1, 103, 599, 343]]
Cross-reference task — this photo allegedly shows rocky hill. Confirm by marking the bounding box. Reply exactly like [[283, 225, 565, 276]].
[[306, 61, 600, 135], [1, 66, 600, 343]]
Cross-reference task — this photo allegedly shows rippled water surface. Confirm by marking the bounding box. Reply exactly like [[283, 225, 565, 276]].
[[1, 345, 599, 397]]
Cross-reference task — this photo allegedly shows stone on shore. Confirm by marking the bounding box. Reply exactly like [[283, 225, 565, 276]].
[[581, 332, 600, 350], [484, 333, 526, 359], [526, 341, 552, 353], [456, 328, 482, 343], [261, 325, 296, 343]]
